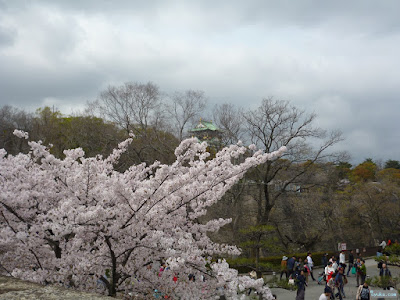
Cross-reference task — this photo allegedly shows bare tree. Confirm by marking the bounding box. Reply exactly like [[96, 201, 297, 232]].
[[98, 82, 162, 134], [243, 98, 344, 224], [237, 98, 344, 277], [166, 90, 207, 141], [213, 103, 245, 146], [97, 82, 178, 165]]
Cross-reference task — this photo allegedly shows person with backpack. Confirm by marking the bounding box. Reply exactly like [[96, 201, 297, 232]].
[[356, 282, 370, 300]]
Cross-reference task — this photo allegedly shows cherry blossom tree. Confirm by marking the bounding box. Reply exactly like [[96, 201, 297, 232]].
[[0, 130, 285, 299]]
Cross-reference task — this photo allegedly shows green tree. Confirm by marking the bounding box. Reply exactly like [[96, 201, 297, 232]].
[[384, 159, 400, 170], [31, 107, 124, 159], [336, 161, 352, 179], [0, 105, 32, 155]]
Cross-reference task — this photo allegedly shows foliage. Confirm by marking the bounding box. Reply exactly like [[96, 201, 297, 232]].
[[265, 276, 297, 291], [0, 130, 286, 299], [365, 276, 373, 286], [350, 161, 377, 182], [226, 257, 276, 274], [227, 251, 335, 274], [385, 160, 400, 170], [386, 244, 400, 256], [369, 275, 399, 289], [239, 225, 278, 252], [377, 168, 400, 184], [0, 105, 32, 155], [336, 161, 352, 179]]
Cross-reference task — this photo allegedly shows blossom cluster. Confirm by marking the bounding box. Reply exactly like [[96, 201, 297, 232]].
[[0, 131, 285, 299]]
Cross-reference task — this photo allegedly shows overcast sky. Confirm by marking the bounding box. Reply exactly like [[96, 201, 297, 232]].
[[0, 0, 399, 165]]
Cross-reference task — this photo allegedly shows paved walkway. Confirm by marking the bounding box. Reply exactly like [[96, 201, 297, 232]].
[[261, 258, 400, 300]]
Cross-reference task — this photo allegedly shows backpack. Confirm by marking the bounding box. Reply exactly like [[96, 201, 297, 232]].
[[360, 287, 369, 299]]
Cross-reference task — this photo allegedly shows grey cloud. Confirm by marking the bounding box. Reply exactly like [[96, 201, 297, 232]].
[[0, 1, 400, 164], [0, 26, 16, 47], [5, 0, 400, 36]]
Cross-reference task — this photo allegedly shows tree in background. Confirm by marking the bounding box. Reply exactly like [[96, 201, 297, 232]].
[[384, 159, 400, 170], [241, 99, 343, 270], [336, 161, 352, 180], [95, 82, 179, 166], [31, 107, 123, 159], [213, 103, 245, 146], [350, 159, 377, 182], [166, 90, 207, 141], [0, 105, 32, 155]]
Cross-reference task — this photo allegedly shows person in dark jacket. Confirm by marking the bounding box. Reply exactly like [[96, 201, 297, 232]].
[[321, 253, 328, 268], [287, 256, 296, 279], [356, 282, 370, 300], [295, 270, 307, 300], [379, 263, 392, 290], [334, 267, 345, 300], [347, 250, 354, 276]]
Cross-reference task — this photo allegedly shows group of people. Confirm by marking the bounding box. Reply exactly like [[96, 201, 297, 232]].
[[280, 252, 316, 299], [320, 249, 395, 299], [321, 250, 369, 299], [279, 249, 394, 300], [280, 252, 316, 282]]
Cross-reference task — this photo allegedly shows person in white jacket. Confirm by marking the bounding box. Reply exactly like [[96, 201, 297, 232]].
[[306, 252, 316, 281], [339, 250, 346, 273], [325, 261, 335, 281]]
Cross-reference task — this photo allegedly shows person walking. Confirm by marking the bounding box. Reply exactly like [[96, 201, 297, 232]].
[[332, 258, 338, 271], [359, 259, 367, 285], [347, 250, 354, 276], [295, 270, 307, 300], [280, 256, 288, 280], [326, 275, 336, 300], [287, 255, 296, 279], [356, 282, 370, 300], [306, 252, 316, 281], [379, 263, 392, 290], [294, 257, 302, 278], [303, 258, 310, 283], [334, 267, 345, 300], [355, 257, 362, 286], [325, 261, 335, 282], [339, 250, 346, 273], [321, 253, 328, 268]]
